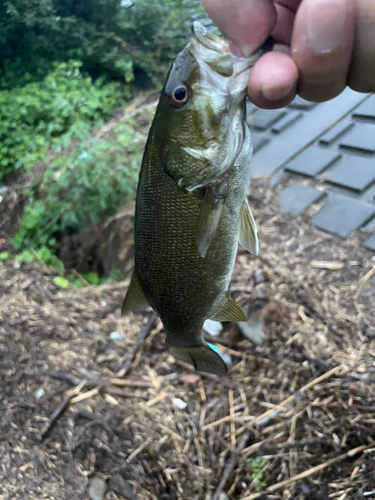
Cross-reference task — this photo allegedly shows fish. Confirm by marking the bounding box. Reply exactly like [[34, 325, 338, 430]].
[[122, 22, 273, 376]]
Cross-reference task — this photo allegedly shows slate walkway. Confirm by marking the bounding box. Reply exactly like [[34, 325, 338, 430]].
[[248, 91, 375, 252]]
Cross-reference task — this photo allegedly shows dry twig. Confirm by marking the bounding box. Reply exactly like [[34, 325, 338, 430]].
[[242, 444, 369, 499], [117, 312, 158, 377]]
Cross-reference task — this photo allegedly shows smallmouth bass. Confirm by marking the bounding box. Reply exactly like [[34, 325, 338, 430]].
[[123, 22, 273, 376]]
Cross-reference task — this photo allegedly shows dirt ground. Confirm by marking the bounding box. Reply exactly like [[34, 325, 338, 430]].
[[1, 175, 375, 500]]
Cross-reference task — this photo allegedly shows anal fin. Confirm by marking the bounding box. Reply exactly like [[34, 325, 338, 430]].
[[239, 198, 259, 255], [121, 270, 149, 315], [197, 190, 223, 258], [210, 291, 247, 322]]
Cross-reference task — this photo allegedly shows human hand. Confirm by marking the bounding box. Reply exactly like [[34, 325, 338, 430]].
[[201, 0, 375, 109]]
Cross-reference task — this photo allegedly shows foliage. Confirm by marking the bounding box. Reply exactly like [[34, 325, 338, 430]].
[[13, 117, 144, 252], [0, 0, 206, 274], [0, 0, 205, 89], [67, 272, 107, 287], [244, 458, 267, 492], [5, 246, 119, 287], [16, 247, 65, 271], [0, 61, 123, 181], [53, 276, 70, 289]]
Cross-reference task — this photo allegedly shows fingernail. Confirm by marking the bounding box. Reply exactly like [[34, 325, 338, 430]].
[[305, 0, 347, 53], [229, 41, 254, 58]]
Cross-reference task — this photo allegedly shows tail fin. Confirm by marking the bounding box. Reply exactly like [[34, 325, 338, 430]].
[[169, 344, 228, 376]]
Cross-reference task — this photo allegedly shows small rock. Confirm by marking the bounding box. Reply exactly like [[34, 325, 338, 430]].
[[88, 478, 107, 500], [108, 473, 135, 499], [300, 482, 310, 495], [172, 398, 187, 410], [178, 374, 200, 384], [110, 331, 126, 340], [253, 269, 265, 285], [203, 319, 223, 337], [237, 313, 265, 346], [254, 283, 268, 299], [34, 388, 44, 400]]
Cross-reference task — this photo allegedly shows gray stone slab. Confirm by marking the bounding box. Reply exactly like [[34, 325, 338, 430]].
[[319, 122, 354, 146], [268, 174, 283, 188], [352, 95, 375, 121], [311, 194, 375, 238], [278, 183, 325, 216], [251, 89, 370, 177], [326, 156, 375, 192], [252, 132, 270, 153], [285, 147, 341, 177], [361, 183, 375, 204], [272, 111, 303, 133], [250, 109, 286, 130], [339, 123, 375, 154], [364, 232, 375, 251], [289, 95, 317, 110], [364, 217, 375, 230]]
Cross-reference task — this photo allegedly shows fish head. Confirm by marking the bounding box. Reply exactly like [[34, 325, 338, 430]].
[[158, 22, 273, 160]]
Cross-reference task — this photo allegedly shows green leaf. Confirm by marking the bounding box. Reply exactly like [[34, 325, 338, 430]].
[[0, 251, 9, 260], [53, 277, 69, 289]]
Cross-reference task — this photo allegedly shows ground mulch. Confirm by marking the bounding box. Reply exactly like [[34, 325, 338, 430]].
[[1, 173, 375, 500]]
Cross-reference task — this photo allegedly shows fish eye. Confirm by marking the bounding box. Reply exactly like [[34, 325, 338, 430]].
[[168, 84, 190, 108], [173, 86, 187, 101]]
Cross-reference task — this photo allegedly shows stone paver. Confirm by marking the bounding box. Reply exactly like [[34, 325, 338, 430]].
[[251, 109, 286, 131], [364, 232, 375, 252], [285, 147, 341, 177], [278, 183, 325, 216], [311, 195, 375, 238], [326, 157, 375, 192], [352, 95, 375, 121], [249, 90, 375, 252], [252, 133, 270, 153], [272, 111, 302, 133], [339, 123, 375, 154], [250, 89, 369, 177], [361, 184, 375, 204], [319, 122, 354, 146]]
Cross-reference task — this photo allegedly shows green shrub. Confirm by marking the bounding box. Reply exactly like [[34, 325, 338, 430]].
[[0, 61, 124, 181], [13, 117, 145, 252]]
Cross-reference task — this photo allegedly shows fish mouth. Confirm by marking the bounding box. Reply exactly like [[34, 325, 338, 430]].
[[190, 21, 274, 78], [191, 21, 230, 54]]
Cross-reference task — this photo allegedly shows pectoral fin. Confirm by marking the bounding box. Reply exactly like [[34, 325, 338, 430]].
[[197, 190, 223, 258], [210, 291, 247, 322], [239, 199, 259, 255], [121, 271, 149, 315], [169, 344, 228, 376]]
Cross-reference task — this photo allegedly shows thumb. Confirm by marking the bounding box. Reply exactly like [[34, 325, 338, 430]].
[[201, 0, 277, 56]]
